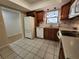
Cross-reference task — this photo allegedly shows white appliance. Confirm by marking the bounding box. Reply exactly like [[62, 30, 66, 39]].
[[24, 17, 35, 39], [36, 27, 44, 38], [57, 30, 62, 40]]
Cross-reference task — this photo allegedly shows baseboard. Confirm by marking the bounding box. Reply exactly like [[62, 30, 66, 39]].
[[0, 43, 9, 49], [8, 33, 22, 37], [0, 33, 22, 49]]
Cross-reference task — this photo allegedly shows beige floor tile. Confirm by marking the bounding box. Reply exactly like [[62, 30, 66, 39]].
[[44, 53, 54, 59], [34, 55, 42, 59], [53, 42, 59, 47], [24, 53, 34, 59], [5, 53, 22, 59], [44, 40, 50, 44], [54, 55, 58, 59], [14, 40, 25, 45], [48, 44, 55, 49], [31, 48, 39, 54], [54, 46, 60, 56], [26, 45, 33, 51], [54, 49, 59, 56], [10, 45, 23, 53], [42, 43, 48, 48], [0, 38, 59, 59], [10, 44, 29, 57], [37, 49, 46, 58], [0, 47, 13, 58], [47, 47, 55, 55], [31, 43, 37, 47], [40, 46, 47, 52], [0, 56, 2, 59], [49, 41, 54, 45], [21, 44, 29, 50], [18, 50, 29, 58], [34, 45, 41, 49], [15, 42, 26, 47]]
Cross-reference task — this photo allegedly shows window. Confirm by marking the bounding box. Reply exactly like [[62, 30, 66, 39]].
[[47, 10, 59, 24]]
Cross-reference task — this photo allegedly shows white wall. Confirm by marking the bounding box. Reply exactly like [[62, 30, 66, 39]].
[[2, 8, 20, 37], [0, 7, 8, 48]]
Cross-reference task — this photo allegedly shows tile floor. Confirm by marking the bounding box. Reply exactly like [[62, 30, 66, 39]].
[[0, 38, 60, 59]]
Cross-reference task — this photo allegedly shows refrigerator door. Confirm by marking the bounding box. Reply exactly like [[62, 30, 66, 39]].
[[24, 17, 35, 39]]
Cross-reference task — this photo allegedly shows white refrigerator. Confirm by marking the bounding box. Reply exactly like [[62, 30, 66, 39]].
[[24, 16, 35, 39]]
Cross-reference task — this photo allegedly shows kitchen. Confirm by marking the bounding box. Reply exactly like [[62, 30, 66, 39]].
[[25, 0, 79, 59], [0, 0, 79, 59]]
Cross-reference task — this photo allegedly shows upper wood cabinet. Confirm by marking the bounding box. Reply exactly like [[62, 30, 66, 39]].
[[61, 0, 75, 20], [26, 11, 44, 26], [61, 2, 71, 20], [26, 11, 35, 17], [35, 11, 44, 26]]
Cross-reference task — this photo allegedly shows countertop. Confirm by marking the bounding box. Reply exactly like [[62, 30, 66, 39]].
[[38, 25, 59, 29], [61, 36, 79, 59]]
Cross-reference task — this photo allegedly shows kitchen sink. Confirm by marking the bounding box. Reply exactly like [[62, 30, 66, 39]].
[[61, 30, 79, 37]]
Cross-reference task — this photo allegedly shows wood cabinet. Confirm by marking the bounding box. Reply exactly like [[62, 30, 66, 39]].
[[61, 2, 71, 20], [60, 0, 75, 20], [26, 11, 44, 27], [44, 28, 59, 41], [59, 43, 65, 59], [35, 11, 44, 26], [26, 11, 35, 17]]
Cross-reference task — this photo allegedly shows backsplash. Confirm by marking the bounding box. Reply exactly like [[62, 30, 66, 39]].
[[60, 16, 79, 30]]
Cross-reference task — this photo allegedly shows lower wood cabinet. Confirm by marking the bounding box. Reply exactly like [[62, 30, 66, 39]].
[[44, 28, 59, 41], [59, 43, 65, 59]]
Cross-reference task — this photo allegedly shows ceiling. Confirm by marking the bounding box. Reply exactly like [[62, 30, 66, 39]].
[[24, 0, 51, 4], [0, 0, 30, 12], [0, 0, 70, 12]]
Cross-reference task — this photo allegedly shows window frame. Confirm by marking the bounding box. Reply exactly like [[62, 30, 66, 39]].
[[46, 9, 59, 24]]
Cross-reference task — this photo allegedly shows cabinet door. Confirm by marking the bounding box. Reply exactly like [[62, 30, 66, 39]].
[[61, 4, 70, 20], [48, 29, 53, 40], [36, 11, 44, 26], [52, 28, 59, 41], [60, 0, 75, 20], [44, 28, 59, 41], [37, 27, 43, 38], [44, 28, 49, 39], [49, 28, 58, 41]]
